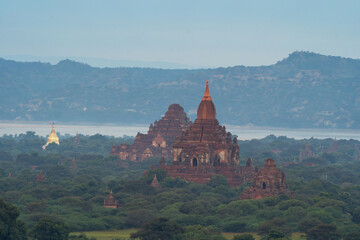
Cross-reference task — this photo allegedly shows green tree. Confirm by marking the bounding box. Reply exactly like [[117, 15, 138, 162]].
[[266, 229, 288, 240], [182, 225, 226, 240], [0, 198, 26, 240], [306, 224, 341, 240], [344, 232, 360, 240], [32, 218, 69, 240], [257, 218, 291, 235], [233, 233, 255, 240], [130, 217, 184, 240], [222, 221, 247, 232], [297, 217, 323, 232], [352, 207, 360, 223]]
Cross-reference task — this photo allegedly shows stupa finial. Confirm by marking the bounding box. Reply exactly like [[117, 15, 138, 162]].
[[202, 80, 212, 101]]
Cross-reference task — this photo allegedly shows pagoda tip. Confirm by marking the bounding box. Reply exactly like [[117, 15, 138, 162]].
[[202, 79, 212, 100]]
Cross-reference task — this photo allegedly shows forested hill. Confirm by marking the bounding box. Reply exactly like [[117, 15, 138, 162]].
[[1, 51, 360, 129]]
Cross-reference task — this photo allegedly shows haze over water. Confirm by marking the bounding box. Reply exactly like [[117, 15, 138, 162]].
[[1, 122, 359, 140]]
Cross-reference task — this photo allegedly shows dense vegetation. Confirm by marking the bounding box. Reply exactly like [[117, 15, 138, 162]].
[[1, 51, 360, 128], [1, 132, 360, 239]]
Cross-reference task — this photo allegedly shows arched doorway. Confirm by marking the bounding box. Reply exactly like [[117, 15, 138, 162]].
[[262, 182, 266, 189], [192, 158, 198, 167]]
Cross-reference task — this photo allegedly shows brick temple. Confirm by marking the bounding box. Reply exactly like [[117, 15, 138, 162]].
[[160, 80, 253, 187], [110, 104, 191, 161]]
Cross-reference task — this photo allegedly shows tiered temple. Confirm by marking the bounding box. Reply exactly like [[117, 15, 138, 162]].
[[160, 80, 253, 187], [42, 121, 60, 149], [240, 159, 291, 199], [110, 104, 191, 161]]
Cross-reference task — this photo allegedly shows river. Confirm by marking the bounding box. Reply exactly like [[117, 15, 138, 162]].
[[0, 121, 359, 140]]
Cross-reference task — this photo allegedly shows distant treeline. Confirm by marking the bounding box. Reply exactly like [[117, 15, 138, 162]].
[[1, 133, 360, 239]]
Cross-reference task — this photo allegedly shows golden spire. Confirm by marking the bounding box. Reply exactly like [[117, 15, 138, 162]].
[[42, 121, 60, 149], [51, 121, 55, 133], [202, 79, 212, 101]]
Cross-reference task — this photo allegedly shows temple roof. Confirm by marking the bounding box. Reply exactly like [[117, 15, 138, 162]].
[[197, 80, 216, 120]]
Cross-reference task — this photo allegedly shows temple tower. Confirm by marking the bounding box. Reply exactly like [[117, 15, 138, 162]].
[[43, 121, 60, 149], [172, 80, 240, 167]]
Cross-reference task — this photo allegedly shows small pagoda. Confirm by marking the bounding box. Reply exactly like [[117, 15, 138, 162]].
[[240, 159, 291, 199], [43, 121, 60, 149], [104, 190, 119, 208], [151, 174, 161, 188]]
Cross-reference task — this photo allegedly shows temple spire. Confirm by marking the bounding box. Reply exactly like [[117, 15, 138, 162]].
[[202, 80, 212, 101], [197, 80, 216, 120]]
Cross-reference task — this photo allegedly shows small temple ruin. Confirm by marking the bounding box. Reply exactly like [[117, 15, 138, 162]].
[[42, 121, 60, 150], [104, 190, 119, 208], [36, 170, 46, 181], [110, 104, 191, 161], [240, 158, 291, 199]]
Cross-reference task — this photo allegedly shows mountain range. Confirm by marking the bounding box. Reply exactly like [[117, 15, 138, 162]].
[[1, 51, 359, 129]]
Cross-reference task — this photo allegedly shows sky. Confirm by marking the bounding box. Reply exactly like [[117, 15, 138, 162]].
[[1, 0, 360, 68]]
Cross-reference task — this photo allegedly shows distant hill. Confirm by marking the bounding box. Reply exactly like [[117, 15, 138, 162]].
[[1, 51, 359, 129]]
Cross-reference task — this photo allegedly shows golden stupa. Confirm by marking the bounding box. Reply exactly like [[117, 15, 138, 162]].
[[42, 121, 60, 149]]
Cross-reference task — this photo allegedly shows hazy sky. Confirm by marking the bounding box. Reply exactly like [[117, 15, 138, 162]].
[[1, 0, 359, 68]]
